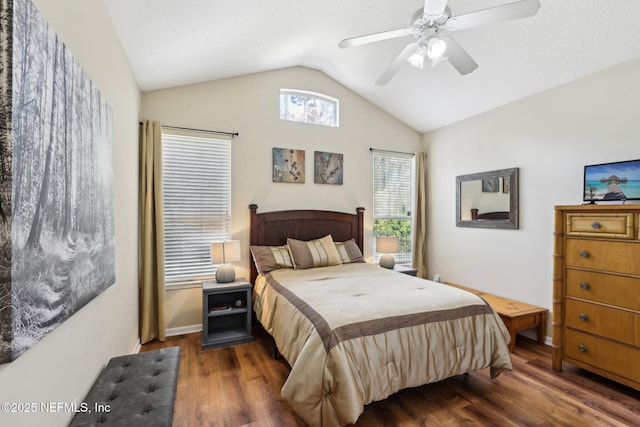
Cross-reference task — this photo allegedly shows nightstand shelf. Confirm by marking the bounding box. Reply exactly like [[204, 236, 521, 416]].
[[207, 307, 248, 318], [202, 279, 253, 350]]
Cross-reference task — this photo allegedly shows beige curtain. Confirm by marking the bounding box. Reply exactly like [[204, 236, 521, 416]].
[[139, 120, 166, 343], [412, 152, 428, 279]]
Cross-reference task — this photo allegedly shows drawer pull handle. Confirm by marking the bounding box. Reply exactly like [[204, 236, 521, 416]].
[[579, 282, 589, 290], [579, 313, 589, 321], [578, 344, 588, 353], [579, 250, 589, 258], [591, 221, 601, 229]]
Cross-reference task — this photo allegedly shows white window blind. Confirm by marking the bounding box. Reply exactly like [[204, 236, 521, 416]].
[[162, 130, 231, 286], [372, 152, 414, 263]]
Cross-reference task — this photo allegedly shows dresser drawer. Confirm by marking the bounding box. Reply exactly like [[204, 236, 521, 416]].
[[566, 212, 634, 239], [566, 269, 640, 310], [565, 299, 640, 346], [565, 239, 640, 275], [565, 329, 640, 383]]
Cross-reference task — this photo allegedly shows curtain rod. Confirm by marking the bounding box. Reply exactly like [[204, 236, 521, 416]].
[[139, 122, 238, 138], [369, 148, 415, 157]]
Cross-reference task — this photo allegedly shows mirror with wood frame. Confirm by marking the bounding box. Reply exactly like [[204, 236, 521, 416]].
[[456, 167, 519, 229]]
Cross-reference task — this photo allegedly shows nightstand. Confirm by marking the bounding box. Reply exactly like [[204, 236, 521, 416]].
[[201, 278, 253, 349], [393, 264, 417, 276]]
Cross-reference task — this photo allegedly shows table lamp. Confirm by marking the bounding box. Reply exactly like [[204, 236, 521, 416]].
[[210, 240, 241, 283], [376, 236, 399, 269]]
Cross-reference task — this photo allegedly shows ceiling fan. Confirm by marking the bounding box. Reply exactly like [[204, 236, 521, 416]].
[[338, 0, 541, 85]]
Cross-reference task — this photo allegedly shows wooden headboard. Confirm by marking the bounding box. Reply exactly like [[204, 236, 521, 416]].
[[248, 204, 365, 284]]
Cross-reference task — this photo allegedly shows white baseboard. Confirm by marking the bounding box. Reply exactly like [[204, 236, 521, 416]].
[[131, 339, 141, 354], [166, 324, 201, 337]]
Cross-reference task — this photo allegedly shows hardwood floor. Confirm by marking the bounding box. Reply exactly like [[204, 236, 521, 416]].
[[142, 326, 640, 426]]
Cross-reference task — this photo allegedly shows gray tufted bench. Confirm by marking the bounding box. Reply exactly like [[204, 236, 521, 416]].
[[69, 346, 180, 427]]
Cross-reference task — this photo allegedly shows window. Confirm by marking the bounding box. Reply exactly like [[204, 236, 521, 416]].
[[372, 151, 414, 264], [279, 89, 339, 127], [162, 130, 231, 286]]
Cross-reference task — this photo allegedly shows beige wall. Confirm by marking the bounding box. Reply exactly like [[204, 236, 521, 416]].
[[424, 58, 640, 341], [0, 1, 141, 426], [142, 67, 422, 331]]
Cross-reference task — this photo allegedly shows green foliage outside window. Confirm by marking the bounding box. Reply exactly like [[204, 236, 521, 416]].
[[374, 218, 412, 259]]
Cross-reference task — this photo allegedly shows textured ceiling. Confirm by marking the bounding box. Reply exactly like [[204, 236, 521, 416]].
[[104, 0, 640, 133]]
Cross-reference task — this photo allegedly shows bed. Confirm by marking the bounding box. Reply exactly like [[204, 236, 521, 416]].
[[248, 204, 512, 426]]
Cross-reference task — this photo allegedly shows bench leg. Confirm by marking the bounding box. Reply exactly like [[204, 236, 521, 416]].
[[509, 328, 516, 353], [499, 317, 516, 352], [537, 312, 547, 345]]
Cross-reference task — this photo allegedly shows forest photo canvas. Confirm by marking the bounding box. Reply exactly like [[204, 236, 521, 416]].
[[0, 0, 115, 363]]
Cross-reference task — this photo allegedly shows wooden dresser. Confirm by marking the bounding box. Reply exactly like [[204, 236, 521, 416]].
[[552, 204, 640, 390]]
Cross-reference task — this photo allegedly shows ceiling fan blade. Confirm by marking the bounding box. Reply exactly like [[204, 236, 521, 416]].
[[445, 0, 541, 32], [442, 36, 478, 75], [376, 42, 419, 85], [338, 28, 412, 49], [424, 0, 448, 16]]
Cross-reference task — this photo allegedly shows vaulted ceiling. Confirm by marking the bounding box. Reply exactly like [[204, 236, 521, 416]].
[[104, 0, 640, 133]]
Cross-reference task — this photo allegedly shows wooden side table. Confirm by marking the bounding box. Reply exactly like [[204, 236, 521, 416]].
[[201, 279, 253, 349]]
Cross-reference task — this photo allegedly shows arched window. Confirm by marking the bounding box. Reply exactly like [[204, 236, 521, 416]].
[[279, 89, 339, 127]]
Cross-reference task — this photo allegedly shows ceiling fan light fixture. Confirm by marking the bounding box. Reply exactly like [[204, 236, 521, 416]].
[[426, 37, 447, 60], [407, 45, 427, 69]]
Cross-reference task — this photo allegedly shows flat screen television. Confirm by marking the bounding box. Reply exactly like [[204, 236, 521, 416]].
[[583, 159, 640, 203]]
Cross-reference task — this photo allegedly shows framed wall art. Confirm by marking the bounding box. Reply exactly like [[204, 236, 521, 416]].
[[482, 177, 499, 192], [0, 0, 115, 363], [272, 147, 305, 183], [314, 151, 343, 185]]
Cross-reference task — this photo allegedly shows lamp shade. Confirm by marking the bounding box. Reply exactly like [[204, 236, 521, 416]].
[[211, 240, 241, 283], [376, 236, 399, 254], [210, 240, 241, 264], [376, 236, 399, 269]]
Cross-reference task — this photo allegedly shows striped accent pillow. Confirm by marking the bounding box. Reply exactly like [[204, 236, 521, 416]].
[[250, 245, 293, 274], [334, 239, 365, 264], [287, 235, 342, 269]]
